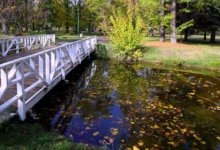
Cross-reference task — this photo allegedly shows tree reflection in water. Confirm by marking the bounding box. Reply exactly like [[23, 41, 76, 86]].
[[33, 60, 220, 150]]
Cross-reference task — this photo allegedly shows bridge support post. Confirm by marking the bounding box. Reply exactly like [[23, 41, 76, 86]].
[[17, 62, 26, 121], [18, 99, 26, 121]]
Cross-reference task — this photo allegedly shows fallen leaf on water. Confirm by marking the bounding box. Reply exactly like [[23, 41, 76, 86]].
[[137, 140, 144, 146], [165, 132, 170, 136], [93, 132, 99, 136], [140, 130, 145, 134], [189, 130, 195, 134], [193, 142, 197, 146], [111, 130, 119, 135], [217, 136, 220, 140], [193, 134, 202, 141], [85, 127, 91, 130], [168, 142, 176, 147], [104, 136, 109, 139], [201, 141, 206, 145], [109, 138, 114, 144], [153, 125, 159, 129], [181, 128, 187, 133], [133, 145, 140, 150]]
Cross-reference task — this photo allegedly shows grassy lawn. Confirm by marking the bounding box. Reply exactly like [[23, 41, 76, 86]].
[[98, 34, 220, 71], [142, 35, 220, 69], [0, 118, 104, 150]]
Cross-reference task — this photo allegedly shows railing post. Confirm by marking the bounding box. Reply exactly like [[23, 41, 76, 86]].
[[15, 39, 19, 54], [45, 53, 50, 84], [17, 62, 26, 121], [1, 39, 5, 56]]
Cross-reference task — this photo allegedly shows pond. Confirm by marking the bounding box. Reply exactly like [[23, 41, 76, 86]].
[[32, 59, 220, 150]]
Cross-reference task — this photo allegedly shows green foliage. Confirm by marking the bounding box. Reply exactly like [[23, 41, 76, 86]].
[[176, 19, 194, 33], [101, 0, 147, 59]]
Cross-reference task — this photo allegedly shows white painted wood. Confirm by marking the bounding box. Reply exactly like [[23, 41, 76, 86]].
[[0, 36, 97, 120], [0, 34, 56, 57]]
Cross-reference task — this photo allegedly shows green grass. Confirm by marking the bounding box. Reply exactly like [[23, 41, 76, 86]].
[[142, 35, 220, 70], [96, 34, 220, 75], [0, 118, 105, 150]]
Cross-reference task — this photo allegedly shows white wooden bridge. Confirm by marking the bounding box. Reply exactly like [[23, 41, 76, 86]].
[[0, 35, 97, 120], [0, 34, 55, 57]]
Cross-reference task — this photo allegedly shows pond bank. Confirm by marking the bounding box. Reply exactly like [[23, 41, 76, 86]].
[[97, 36, 220, 72]]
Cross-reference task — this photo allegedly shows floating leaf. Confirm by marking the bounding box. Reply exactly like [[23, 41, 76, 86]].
[[137, 140, 144, 146], [93, 132, 99, 136], [168, 142, 176, 147], [217, 136, 220, 140], [201, 141, 206, 144], [193, 134, 202, 141], [193, 142, 197, 146], [140, 130, 145, 134], [153, 125, 159, 129], [109, 138, 114, 144], [86, 127, 91, 130], [111, 130, 119, 135], [165, 132, 170, 136], [133, 145, 140, 150], [104, 136, 109, 139], [174, 130, 178, 133], [181, 128, 187, 133]]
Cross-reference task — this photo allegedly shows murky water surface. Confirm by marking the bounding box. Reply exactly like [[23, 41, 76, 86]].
[[33, 60, 220, 150]]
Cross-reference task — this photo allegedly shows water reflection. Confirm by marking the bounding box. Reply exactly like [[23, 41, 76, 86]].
[[33, 60, 220, 150]]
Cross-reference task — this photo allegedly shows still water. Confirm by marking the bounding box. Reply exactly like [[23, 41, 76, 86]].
[[33, 60, 220, 150]]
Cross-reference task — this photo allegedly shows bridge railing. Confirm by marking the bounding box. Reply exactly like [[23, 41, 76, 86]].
[[0, 34, 56, 57], [0, 36, 97, 120]]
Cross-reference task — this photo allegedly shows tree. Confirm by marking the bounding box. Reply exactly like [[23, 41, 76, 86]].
[[170, 0, 177, 44], [100, 0, 147, 59], [0, 0, 10, 34], [160, 0, 166, 42]]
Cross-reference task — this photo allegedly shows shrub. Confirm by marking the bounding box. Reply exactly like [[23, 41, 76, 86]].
[[100, 0, 147, 60]]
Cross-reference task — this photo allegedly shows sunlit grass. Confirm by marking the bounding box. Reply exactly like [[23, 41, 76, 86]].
[[142, 35, 220, 69]]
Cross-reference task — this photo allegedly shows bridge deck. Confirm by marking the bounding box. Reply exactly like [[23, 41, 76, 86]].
[[0, 36, 97, 120]]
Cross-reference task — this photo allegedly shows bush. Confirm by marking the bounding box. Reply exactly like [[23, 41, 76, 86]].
[[100, 0, 147, 60]]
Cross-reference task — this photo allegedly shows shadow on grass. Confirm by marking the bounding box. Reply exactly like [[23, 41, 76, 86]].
[[0, 117, 73, 150], [146, 35, 220, 47], [0, 116, 106, 150]]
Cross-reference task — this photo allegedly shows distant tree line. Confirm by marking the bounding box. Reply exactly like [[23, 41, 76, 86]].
[[0, 0, 219, 43]]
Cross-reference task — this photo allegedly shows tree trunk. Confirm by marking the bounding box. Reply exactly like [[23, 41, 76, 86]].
[[1, 19, 8, 34], [25, 0, 28, 33], [160, 0, 165, 42], [204, 31, 207, 41], [170, 0, 177, 44], [184, 29, 188, 41], [32, 22, 35, 31], [210, 29, 216, 43], [66, 21, 69, 33]]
